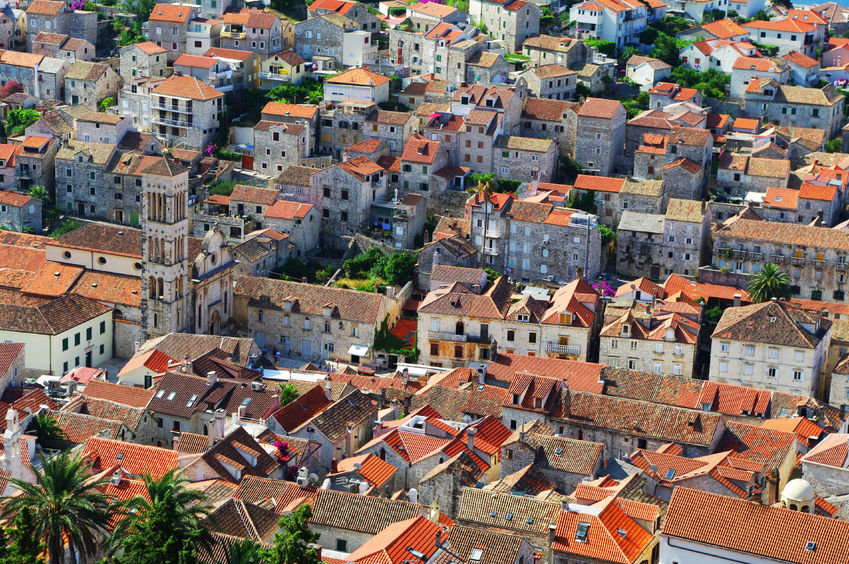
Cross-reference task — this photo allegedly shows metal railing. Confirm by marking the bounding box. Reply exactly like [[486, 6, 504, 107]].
[[259, 71, 291, 81], [221, 30, 246, 39], [483, 247, 498, 255], [428, 331, 467, 342], [152, 115, 193, 128], [151, 104, 193, 114], [546, 343, 581, 355]]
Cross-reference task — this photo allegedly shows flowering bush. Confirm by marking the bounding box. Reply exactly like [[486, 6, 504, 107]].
[[273, 441, 291, 465], [593, 280, 615, 298]]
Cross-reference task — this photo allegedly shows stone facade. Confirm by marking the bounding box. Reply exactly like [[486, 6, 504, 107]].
[[55, 140, 118, 219], [492, 137, 556, 182], [220, 10, 286, 56], [253, 121, 309, 175], [13, 136, 59, 196], [64, 61, 120, 110], [743, 84, 845, 137], [119, 42, 168, 82], [25, 3, 97, 52], [146, 4, 200, 63], [475, 0, 540, 52], [575, 100, 626, 176], [712, 218, 849, 302], [293, 14, 354, 64], [0, 192, 41, 232]]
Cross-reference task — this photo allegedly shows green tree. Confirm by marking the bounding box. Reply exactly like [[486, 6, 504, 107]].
[[28, 185, 48, 201], [261, 505, 320, 564], [649, 31, 687, 66], [584, 38, 616, 58], [110, 469, 212, 564], [567, 190, 596, 214], [218, 539, 264, 564], [620, 45, 640, 63], [98, 97, 115, 112], [747, 263, 791, 302], [27, 414, 66, 449], [598, 224, 615, 246], [382, 252, 417, 285], [559, 154, 583, 182], [827, 138, 842, 153], [5, 109, 40, 136], [467, 176, 495, 267], [121, 0, 157, 20], [278, 383, 300, 407], [1, 507, 46, 564], [0, 452, 114, 564], [484, 267, 499, 284], [207, 179, 238, 197]]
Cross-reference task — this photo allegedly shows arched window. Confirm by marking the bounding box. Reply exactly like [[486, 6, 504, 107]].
[[455, 321, 464, 335]]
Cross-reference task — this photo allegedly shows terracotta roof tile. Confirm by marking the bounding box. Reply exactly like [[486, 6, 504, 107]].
[[83, 436, 178, 478], [577, 98, 622, 119]]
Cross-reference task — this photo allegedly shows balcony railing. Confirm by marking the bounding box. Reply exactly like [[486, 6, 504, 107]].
[[732, 249, 747, 259], [770, 254, 785, 264], [260, 71, 291, 81], [789, 257, 805, 266], [221, 30, 246, 39], [836, 262, 847, 271], [749, 252, 764, 261], [14, 169, 31, 178], [546, 343, 581, 355], [811, 260, 828, 269], [152, 115, 193, 128], [428, 331, 467, 342], [483, 247, 498, 256], [151, 104, 193, 114]]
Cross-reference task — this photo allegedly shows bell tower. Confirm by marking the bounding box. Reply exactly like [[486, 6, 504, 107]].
[[140, 157, 190, 338]]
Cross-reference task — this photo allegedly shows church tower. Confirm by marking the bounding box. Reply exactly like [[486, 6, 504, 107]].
[[140, 156, 190, 339]]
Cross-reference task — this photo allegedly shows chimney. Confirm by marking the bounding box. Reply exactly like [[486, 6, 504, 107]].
[[408, 488, 418, 504], [111, 469, 122, 486], [519, 421, 525, 443], [134, 341, 140, 353], [765, 469, 779, 505], [2, 409, 20, 470], [466, 427, 476, 452], [548, 522, 557, 560], [432, 248, 440, 267], [733, 293, 741, 307], [182, 355, 191, 374], [207, 371, 217, 387], [391, 399, 399, 420], [491, 339, 498, 362], [325, 381, 333, 401], [429, 502, 439, 523], [577, 266, 584, 280], [359, 480, 370, 495], [562, 382, 571, 416], [331, 458, 338, 473]]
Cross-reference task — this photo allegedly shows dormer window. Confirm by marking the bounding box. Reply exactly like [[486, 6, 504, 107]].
[[518, 314, 529, 322], [512, 393, 520, 404], [621, 324, 630, 336]]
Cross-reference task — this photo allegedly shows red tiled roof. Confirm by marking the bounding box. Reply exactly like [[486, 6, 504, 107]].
[[332, 452, 397, 489], [269, 385, 332, 432], [573, 174, 625, 193], [663, 487, 849, 562], [82, 436, 179, 478], [577, 98, 622, 119], [83, 380, 156, 408]]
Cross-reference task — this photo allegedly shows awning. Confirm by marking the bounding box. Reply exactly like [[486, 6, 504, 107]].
[[348, 344, 369, 357]]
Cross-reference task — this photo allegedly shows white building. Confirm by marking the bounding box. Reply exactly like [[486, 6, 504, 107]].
[[570, 0, 647, 49], [709, 300, 832, 398]]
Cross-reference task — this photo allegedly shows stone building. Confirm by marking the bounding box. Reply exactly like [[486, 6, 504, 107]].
[[399, 134, 449, 194], [24, 0, 96, 52], [710, 300, 832, 398], [220, 9, 287, 56], [293, 13, 357, 64], [145, 3, 200, 63], [263, 200, 320, 256], [233, 276, 399, 363], [616, 199, 711, 280], [389, 23, 484, 83], [416, 234, 478, 288], [64, 61, 120, 110], [14, 136, 59, 196], [253, 120, 309, 175], [575, 97, 626, 176], [148, 75, 224, 150], [465, 51, 509, 84], [717, 154, 791, 197], [76, 112, 130, 145], [0, 50, 68, 101], [0, 191, 40, 232], [32, 33, 95, 63], [500, 426, 604, 494], [516, 64, 576, 100], [363, 110, 416, 156], [260, 101, 319, 154], [470, 0, 540, 52], [743, 82, 845, 137], [712, 218, 849, 302], [55, 140, 118, 219], [468, 191, 601, 281], [599, 295, 702, 378], [492, 136, 556, 182], [309, 0, 381, 31], [520, 98, 578, 157]]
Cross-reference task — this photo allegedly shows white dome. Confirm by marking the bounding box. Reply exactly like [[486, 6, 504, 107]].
[[782, 478, 815, 502]]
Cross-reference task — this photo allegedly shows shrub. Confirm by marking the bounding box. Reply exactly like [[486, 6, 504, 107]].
[[207, 179, 238, 196]]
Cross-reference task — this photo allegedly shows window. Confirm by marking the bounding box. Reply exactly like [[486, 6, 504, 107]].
[[795, 351, 804, 362], [430, 343, 438, 356], [769, 348, 778, 359], [768, 367, 777, 378], [258, 311, 264, 322], [336, 540, 347, 552], [86, 327, 92, 340], [744, 345, 755, 356], [62, 337, 68, 351], [653, 362, 662, 374], [793, 370, 802, 381], [304, 318, 311, 330], [507, 330, 515, 341], [529, 332, 537, 344], [743, 363, 753, 375], [720, 342, 729, 353], [454, 345, 463, 358], [719, 361, 728, 372], [75, 333, 80, 346]]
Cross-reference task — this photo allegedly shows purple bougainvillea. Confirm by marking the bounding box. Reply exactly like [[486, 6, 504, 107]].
[[593, 280, 615, 298]]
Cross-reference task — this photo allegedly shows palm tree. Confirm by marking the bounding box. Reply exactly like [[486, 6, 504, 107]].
[[0, 451, 115, 564], [467, 175, 495, 267], [747, 263, 792, 303], [27, 414, 66, 449], [28, 185, 48, 202], [219, 538, 264, 564], [109, 468, 213, 559]]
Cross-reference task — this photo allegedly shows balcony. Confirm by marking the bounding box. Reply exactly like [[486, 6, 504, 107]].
[[428, 331, 467, 342], [811, 260, 828, 269], [836, 262, 847, 271], [221, 29, 246, 39], [150, 104, 193, 114], [483, 247, 499, 256], [14, 168, 31, 178], [151, 115, 193, 128], [770, 254, 785, 264], [546, 343, 581, 355], [789, 257, 805, 266], [749, 252, 764, 261], [259, 71, 291, 81], [732, 249, 747, 259]]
